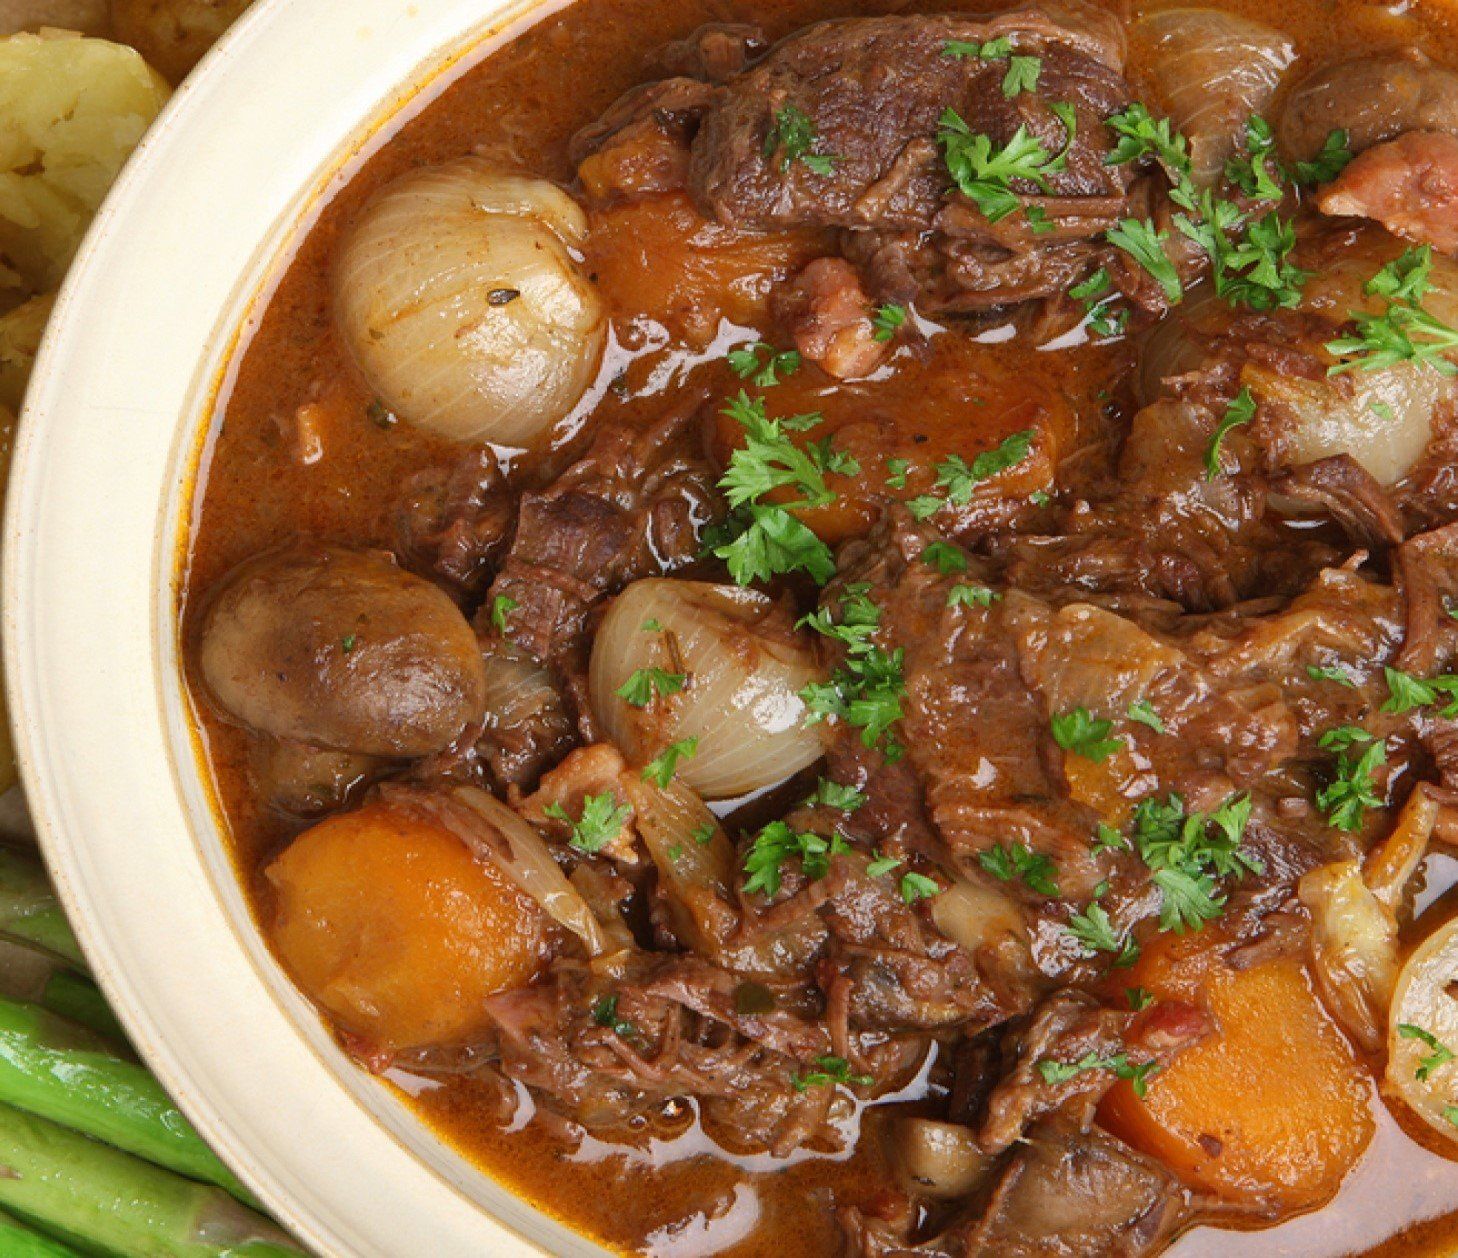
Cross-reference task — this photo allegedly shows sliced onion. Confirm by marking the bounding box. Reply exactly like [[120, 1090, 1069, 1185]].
[[1387, 915, 1458, 1143], [890, 1116, 997, 1200], [335, 158, 606, 448], [930, 875, 1035, 996], [589, 579, 824, 799], [1133, 10, 1295, 187], [621, 775, 741, 956], [480, 643, 566, 732], [384, 783, 607, 956], [1298, 860, 1398, 1054]]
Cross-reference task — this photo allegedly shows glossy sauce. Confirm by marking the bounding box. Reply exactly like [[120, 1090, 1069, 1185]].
[[183, 0, 1458, 1252]]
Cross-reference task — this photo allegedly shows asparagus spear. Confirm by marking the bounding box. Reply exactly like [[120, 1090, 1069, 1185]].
[[36, 970, 125, 1042], [0, 849, 83, 968], [0, 1102, 304, 1257], [0, 997, 257, 1206], [0, 1207, 80, 1257]]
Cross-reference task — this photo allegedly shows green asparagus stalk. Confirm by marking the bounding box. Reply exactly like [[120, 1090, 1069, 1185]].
[[35, 970, 125, 1042], [0, 1102, 304, 1257], [0, 849, 84, 968], [0, 997, 258, 1207], [0, 1207, 81, 1257]]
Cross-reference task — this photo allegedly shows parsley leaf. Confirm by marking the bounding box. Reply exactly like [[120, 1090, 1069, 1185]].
[[544, 793, 632, 855], [792, 1054, 873, 1092], [1223, 116, 1283, 202], [1104, 102, 1193, 186], [764, 105, 838, 175], [1382, 665, 1458, 716], [641, 737, 699, 788], [743, 822, 849, 898], [866, 851, 902, 878], [885, 456, 911, 489], [490, 594, 517, 636], [1037, 1050, 1160, 1098], [712, 505, 836, 586], [1126, 699, 1166, 733], [872, 304, 907, 342], [1129, 793, 1261, 932], [1108, 218, 1182, 303], [1327, 246, 1458, 376], [922, 540, 968, 575], [591, 994, 639, 1040], [1291, 129, 1353, 186], [1002, 55, 1041, 98], [948, 583, 999, 609], [939, 110, 1057, 223], [616, 667, 686, 708], [728, 342, 801, 386], [979, 840, 1060, 896], [800, 586, 907, 759], [807, 778, 866, 812], [1398, 1023, 1457, 1081], [900, 871, 942, 903], [1127, 986, 1154, 1011], [1204, 387, 1256, 479], [1051, 707, 1123, 762], [942, 36, 1013, 60], [1068, 903, 1138, 964], [1307, 663, 1356, 687], [1316, 734, 1386, 832]]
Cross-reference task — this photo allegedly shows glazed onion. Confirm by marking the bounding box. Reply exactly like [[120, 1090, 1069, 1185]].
[[890, 1117, 997, 1200], [589, 579, 824, 799], [1387, 916, 1458, 1143], [1132, 9, 1295, 186], [335, 157, 606, 448], [1298, 860, 1398, 1054]]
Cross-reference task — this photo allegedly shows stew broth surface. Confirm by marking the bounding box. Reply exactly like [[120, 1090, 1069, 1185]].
[[184, 0, 1458, 1253]]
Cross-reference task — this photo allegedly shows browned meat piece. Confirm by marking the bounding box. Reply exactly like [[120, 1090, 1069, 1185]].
[[1271, 455, 1405, 551], [774, 257, 891, 379], [394, 443, 515, 599], [1279, 49, 1458, 164], [660, 22, 768, 82], [572, 78, 722, 203], [1317, 131, 1458, 251], [483, 399, 722, 664], [517, 744, 640, 866], [197, 544, 487, 757], [684, 3, 1134, 315], [1395, 521, 1458, 674], [976, 992, 1212, 1154]]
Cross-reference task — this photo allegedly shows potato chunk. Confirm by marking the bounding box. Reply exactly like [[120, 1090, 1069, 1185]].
[[266, 799, 554, 1052]]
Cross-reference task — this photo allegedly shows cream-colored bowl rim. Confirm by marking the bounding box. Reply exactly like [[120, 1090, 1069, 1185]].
[[2, 0, 602, 1253]]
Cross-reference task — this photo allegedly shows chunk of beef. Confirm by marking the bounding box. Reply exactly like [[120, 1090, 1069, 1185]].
[[1279, 49, 1458, 165], [394, 443, 514, 599], [1395, 522, 1458, 674], [1270, 455, 1405, 551], [1317, 130, 1458, 252], [660, 22, 767, 82], [572, 77, 722, 202], [483, 399, 721, 664], [687, 3, 1135, 315], [774, 256, 891, 379]]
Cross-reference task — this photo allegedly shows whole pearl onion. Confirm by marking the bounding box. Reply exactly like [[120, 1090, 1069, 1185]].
[[334, 157, 606, 448], [589, 579, 825, 800]]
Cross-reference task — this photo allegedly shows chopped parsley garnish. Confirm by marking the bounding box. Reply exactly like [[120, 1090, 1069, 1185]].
[[800, 585, 907, 760], [1382, 665, 1458, 716], [641, 737, 699, 788], [1067, 902, 1139, 965], [948, 583, 999, 609], [1026, 206, 1053, 234], [1292, 128, 1353, 186], [1327, 246, 1458, 376], [941, 36, 1013, 59], [866, 851, 902, 878], [939, 110, 1060, 223], [1037, 1050, 1159, 1098], [912, 430, 1036, 519], [1002, 55, 1041, 98], [591, 994, 639, 1040], [1094, 822, 1129, 853], [922, 540, 968, 575], [900, 871, 942, 904], [641, 618, 663, 632], [340, 633, 357, 654], [1051, 707, 1123, 762], [712, 392, 842, 585], [1204, 387, 1256, 480], [979, 840, 1060, 896], [1126, 699, 1165, 733], [885, 456, 911, 489], [489, 595, 518, 636], [728, 341, 801, 386], [1224, 116, 1283, 202], [764, 104, 838, 176], [616, 667, 687, 708], [366, 398, 396, 429], [1127, 986, 1154, 1011], [1104, 103, 1192, 186], [1108, 218, 1183, 304], [1307, 663, 1356, 687], [1398, 1023, 1456, 1081], [807, 778, 866, 812], [743, 822, 848, 897], [692, 823, 716, 847], [872, 303, 908, 342], [544, 792, 632, 855], [1127, 793, 1261, 933], [792, 1054, 873, 1092], [1315, 731, 1386, 832]]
